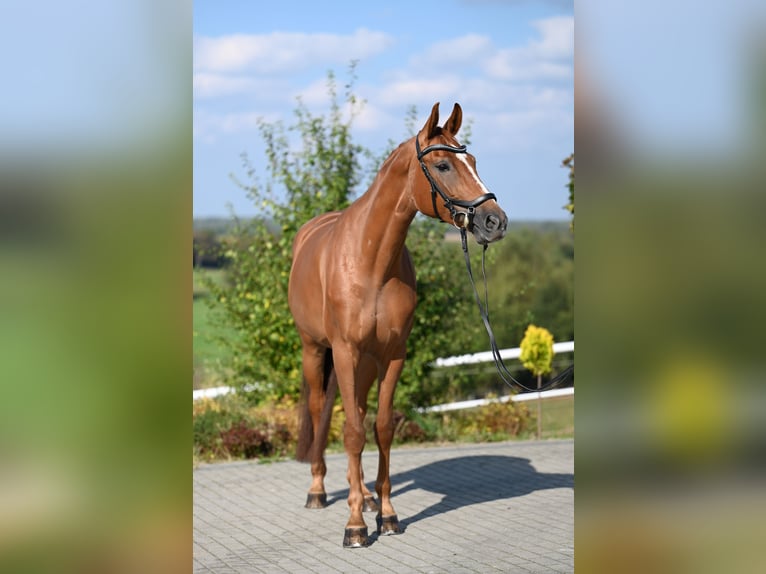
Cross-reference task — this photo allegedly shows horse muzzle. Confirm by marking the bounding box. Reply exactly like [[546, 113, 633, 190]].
[[469, 204, 508, 245]]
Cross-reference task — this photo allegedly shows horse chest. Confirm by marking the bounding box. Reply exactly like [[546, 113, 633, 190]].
[[374, 281, 416, 342], [326, 277, 415, 347]]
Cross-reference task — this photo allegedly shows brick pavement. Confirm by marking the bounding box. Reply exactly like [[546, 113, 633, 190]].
[[193, 439, 573, 573]]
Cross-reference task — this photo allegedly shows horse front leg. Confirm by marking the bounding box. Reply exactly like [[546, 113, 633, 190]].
[[333, 345, 370, 548], [357, 356, 379, 514], [360, 464, 379, 512], [374, 354, 405, 536]]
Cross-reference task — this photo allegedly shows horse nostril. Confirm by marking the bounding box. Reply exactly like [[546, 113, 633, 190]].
[[485, 214, 499, 231]]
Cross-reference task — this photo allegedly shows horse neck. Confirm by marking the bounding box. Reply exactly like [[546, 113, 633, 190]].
[[343, 144, 417, 278]]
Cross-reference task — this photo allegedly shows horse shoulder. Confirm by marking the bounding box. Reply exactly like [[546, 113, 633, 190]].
[[376, 247, 417, 328], [293, 211, 341, 256]]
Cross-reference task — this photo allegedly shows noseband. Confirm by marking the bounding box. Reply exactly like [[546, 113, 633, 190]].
[[416, 138, 496, 229]]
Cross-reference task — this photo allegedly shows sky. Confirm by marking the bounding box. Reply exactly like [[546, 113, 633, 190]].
[[576, 0, 766, 159], [193, 0, 574, 220]]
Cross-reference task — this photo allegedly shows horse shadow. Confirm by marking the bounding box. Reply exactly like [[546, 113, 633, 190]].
[[327, 454, 573, 541]]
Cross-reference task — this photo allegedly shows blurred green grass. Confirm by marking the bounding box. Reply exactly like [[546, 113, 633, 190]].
[[192, 268, 238, 388]]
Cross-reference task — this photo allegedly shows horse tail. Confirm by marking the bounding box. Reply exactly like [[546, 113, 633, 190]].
[[296, 348, 338, 462]]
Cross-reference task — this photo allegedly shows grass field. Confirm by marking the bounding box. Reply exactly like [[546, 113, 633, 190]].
[[193, 268, 238, 388], [535, 395, 575, 439]]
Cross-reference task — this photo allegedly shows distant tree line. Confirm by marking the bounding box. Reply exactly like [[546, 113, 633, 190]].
[[193, 228, 226, 268]]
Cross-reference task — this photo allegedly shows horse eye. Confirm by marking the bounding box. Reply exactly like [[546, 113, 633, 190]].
[[435, 162, 450, 172]]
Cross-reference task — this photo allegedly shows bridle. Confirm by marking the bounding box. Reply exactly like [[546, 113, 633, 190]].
[[416, 137, 496, 230], [417, 137, 574, 393]]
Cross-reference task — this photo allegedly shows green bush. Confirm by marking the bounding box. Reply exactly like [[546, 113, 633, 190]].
[[192, 393, 544, 464], [192, 402, 240, 461], [393, 399, 532, 446], [219, 422, 284, 459], [193, 395, 299, 462]]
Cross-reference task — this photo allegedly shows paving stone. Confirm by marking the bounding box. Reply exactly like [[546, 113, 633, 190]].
[[194, 439, 573, 573]]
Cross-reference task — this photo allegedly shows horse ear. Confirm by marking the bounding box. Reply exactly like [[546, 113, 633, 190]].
[[421, 102, 440, 139], [443, 103, 462, 136]]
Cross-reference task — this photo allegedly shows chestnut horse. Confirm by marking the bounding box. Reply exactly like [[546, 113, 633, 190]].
[[288, 102, 508, 547]]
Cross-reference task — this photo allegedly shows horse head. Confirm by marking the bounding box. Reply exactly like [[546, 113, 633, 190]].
[[412, 102, 508, 245]]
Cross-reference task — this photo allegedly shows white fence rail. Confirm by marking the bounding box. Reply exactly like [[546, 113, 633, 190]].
[[194, 341, 575, 411], [422, 340, 574, 412], [193, 383, 259, 401], [433, 340, 574, 368], [417, 387, 573, 413]]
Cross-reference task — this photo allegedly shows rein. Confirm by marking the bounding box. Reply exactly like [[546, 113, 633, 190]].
[[458, 224, 574, 394], [416, 137, 573, 392], [416, 138, 496, 229]]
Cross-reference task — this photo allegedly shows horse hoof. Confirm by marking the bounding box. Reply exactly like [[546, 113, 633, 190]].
[[304, 493, 327, 509], [343, 527, 369, 548], [363, 496, 379, 513], [376, 514, 402, 535]]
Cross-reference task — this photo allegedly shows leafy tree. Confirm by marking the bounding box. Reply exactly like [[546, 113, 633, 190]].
[[520, 324, 555, 439], [205, 67, 369, 400], [520, 324, 554, 378], [562, 153, 574, 231]]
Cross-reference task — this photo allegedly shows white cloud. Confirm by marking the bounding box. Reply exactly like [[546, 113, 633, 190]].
[[194, 73, 258, 98], [485, 51, 572, 81], [351, 102, 391, 132], [530, 16, 574, 59], [194, 28, 395, 74], [410, 34, 494, 69], [406, 20, 573, 86], [194, 109, 280, 142], [290, 82, 393, 133], [293, 77, 334, 107], [378, 77, 464, 107], [472, 108, 573, 150], [484, 16, 573, 80], [192, 16, 573, 150]]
